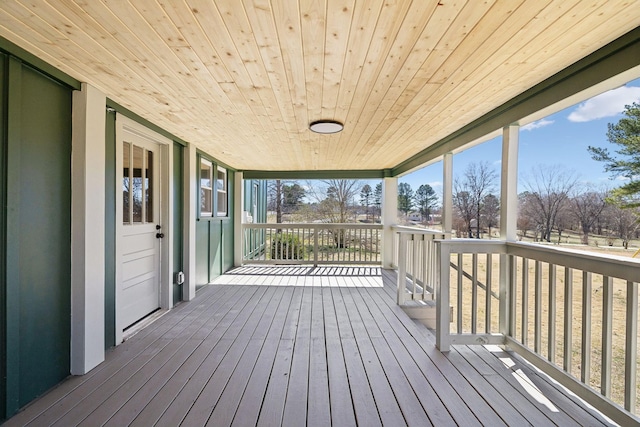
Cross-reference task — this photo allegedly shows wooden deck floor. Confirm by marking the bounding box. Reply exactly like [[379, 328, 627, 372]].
[[4, 267, 614, 426]]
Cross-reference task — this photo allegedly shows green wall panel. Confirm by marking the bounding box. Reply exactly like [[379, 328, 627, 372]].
[[195, 220, 210, 285], [5, 60, 71, 414], [195, 162, 235, 286], [209, 221, 222, 280], [222, 220, 234, 272], [0, 52, 6, 420]]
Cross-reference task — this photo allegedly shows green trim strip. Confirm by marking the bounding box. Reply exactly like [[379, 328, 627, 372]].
[[242, 169, 392, 180], [392, 26, 640, 176], [0, 36, 80, 90]]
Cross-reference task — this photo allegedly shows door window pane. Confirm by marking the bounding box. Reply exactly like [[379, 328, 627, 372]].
[[132, 145, 144, 223], [123, 142, 130, 223], [146, 150, 153, 223]]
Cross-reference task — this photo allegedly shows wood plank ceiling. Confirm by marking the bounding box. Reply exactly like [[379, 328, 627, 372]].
[[0, 1, 638, 172]]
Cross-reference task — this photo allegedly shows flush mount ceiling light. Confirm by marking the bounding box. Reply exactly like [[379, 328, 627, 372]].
[[309, 120, 344, 134]]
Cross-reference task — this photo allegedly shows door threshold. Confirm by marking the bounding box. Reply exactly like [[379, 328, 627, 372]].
[[122, 308, 169, 342]]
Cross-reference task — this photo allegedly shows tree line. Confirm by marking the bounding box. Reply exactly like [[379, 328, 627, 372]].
[[451, 162, 639, 248], [267, 179, 440, 225]]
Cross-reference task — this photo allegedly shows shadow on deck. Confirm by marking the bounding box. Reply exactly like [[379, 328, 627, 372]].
[[4, 267, 614, 426]]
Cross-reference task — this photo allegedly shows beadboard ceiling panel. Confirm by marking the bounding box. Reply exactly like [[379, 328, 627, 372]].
[[0, 0, 638, 171]]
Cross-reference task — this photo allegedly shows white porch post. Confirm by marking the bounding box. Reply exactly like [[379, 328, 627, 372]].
[[234, 171, 244, 267], [183, 143, 197, 301], [442, 152, 453, 235], [381, 177, 398, 268], [500, 124, 519, 241], [71, 83, 106, 374], [499, 124, 519, 336]]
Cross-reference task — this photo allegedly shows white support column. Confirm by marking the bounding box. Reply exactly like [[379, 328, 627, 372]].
[[499, 124, 519, 336], [442, 152, 453, 235], [381, 177, 398, 269], [234, 171, 244, 267], [183, 143, 197, 301], [71, 83, 106, 375], [500, 124, 519, 241]]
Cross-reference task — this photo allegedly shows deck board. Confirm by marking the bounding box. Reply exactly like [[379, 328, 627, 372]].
[[337, 288, 408, 426], [281, 287, 312, 426], [4, 266, 616, 427]]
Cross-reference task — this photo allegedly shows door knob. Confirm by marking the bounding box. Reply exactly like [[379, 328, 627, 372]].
[[156, 233, 165, 239], [156, 224, 162, 230]]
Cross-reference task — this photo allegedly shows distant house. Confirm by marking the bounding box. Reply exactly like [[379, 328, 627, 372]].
[[407, 212, 422, 222]]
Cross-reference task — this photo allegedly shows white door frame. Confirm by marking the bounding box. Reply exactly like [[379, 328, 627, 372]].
[[115, 114, 174, 344]]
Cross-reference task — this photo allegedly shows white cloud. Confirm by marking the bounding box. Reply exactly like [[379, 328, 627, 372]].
[[521, 118, 554, 131], [568, 86, 640, 122]]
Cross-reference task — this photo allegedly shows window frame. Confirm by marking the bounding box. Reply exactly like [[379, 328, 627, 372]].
[[199, 157, 213, 217], [216, 165, 228, 217]]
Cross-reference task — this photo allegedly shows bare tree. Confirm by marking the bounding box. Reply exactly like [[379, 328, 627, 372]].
[[571, 187, 608, 245], [306, 179, 363, 246], [453, 186, 474, 238], [602, 203, 640, 249], [522, 165, 577, 243], [267, 179, 285, 223], [307, 179, 362, 223], [517, 192, 533, 240], [554, 203, 572, 244], [453, 162, 498, 238], [482, 194, 500, 238]]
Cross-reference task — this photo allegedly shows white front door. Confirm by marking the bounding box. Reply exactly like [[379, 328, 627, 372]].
[[118, 124, 163, 330]]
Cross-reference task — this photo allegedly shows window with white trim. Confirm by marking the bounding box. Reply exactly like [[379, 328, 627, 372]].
[[200, 158, 213, 217], [216, 166, 228, 216]]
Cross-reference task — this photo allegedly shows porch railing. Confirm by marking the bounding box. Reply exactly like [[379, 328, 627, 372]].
[[242, 223, 382, 266], [435, 239, 640, 425], [392, 226, 447, 304]]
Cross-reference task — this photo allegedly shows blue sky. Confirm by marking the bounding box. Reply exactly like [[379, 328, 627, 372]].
[[400, 78, 640, 200]]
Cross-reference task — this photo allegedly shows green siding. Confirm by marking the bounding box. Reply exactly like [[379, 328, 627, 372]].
[[5, 59, 72, 415], [104, 110, 116, 349], [195, 158, 235, 286], [0, 53, 6, 420], [210, 221, 222, 279], [223, 171, 235, 272], [172, 143, 183, 303], [195, 220, 209, 285], [242, 179, 267, 258]]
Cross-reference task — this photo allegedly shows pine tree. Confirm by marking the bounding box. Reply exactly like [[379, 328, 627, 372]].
[[589, 101, 640, 208]]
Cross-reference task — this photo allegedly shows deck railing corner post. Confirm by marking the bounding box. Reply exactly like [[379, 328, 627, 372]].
[[435, 240, 451, 352], [313, 226, 319, 267], [397, 232, 408, 305], [498, 249, 512, 337]]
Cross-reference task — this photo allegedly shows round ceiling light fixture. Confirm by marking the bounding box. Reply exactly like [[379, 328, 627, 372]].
[[309, 120, 344, 134]]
